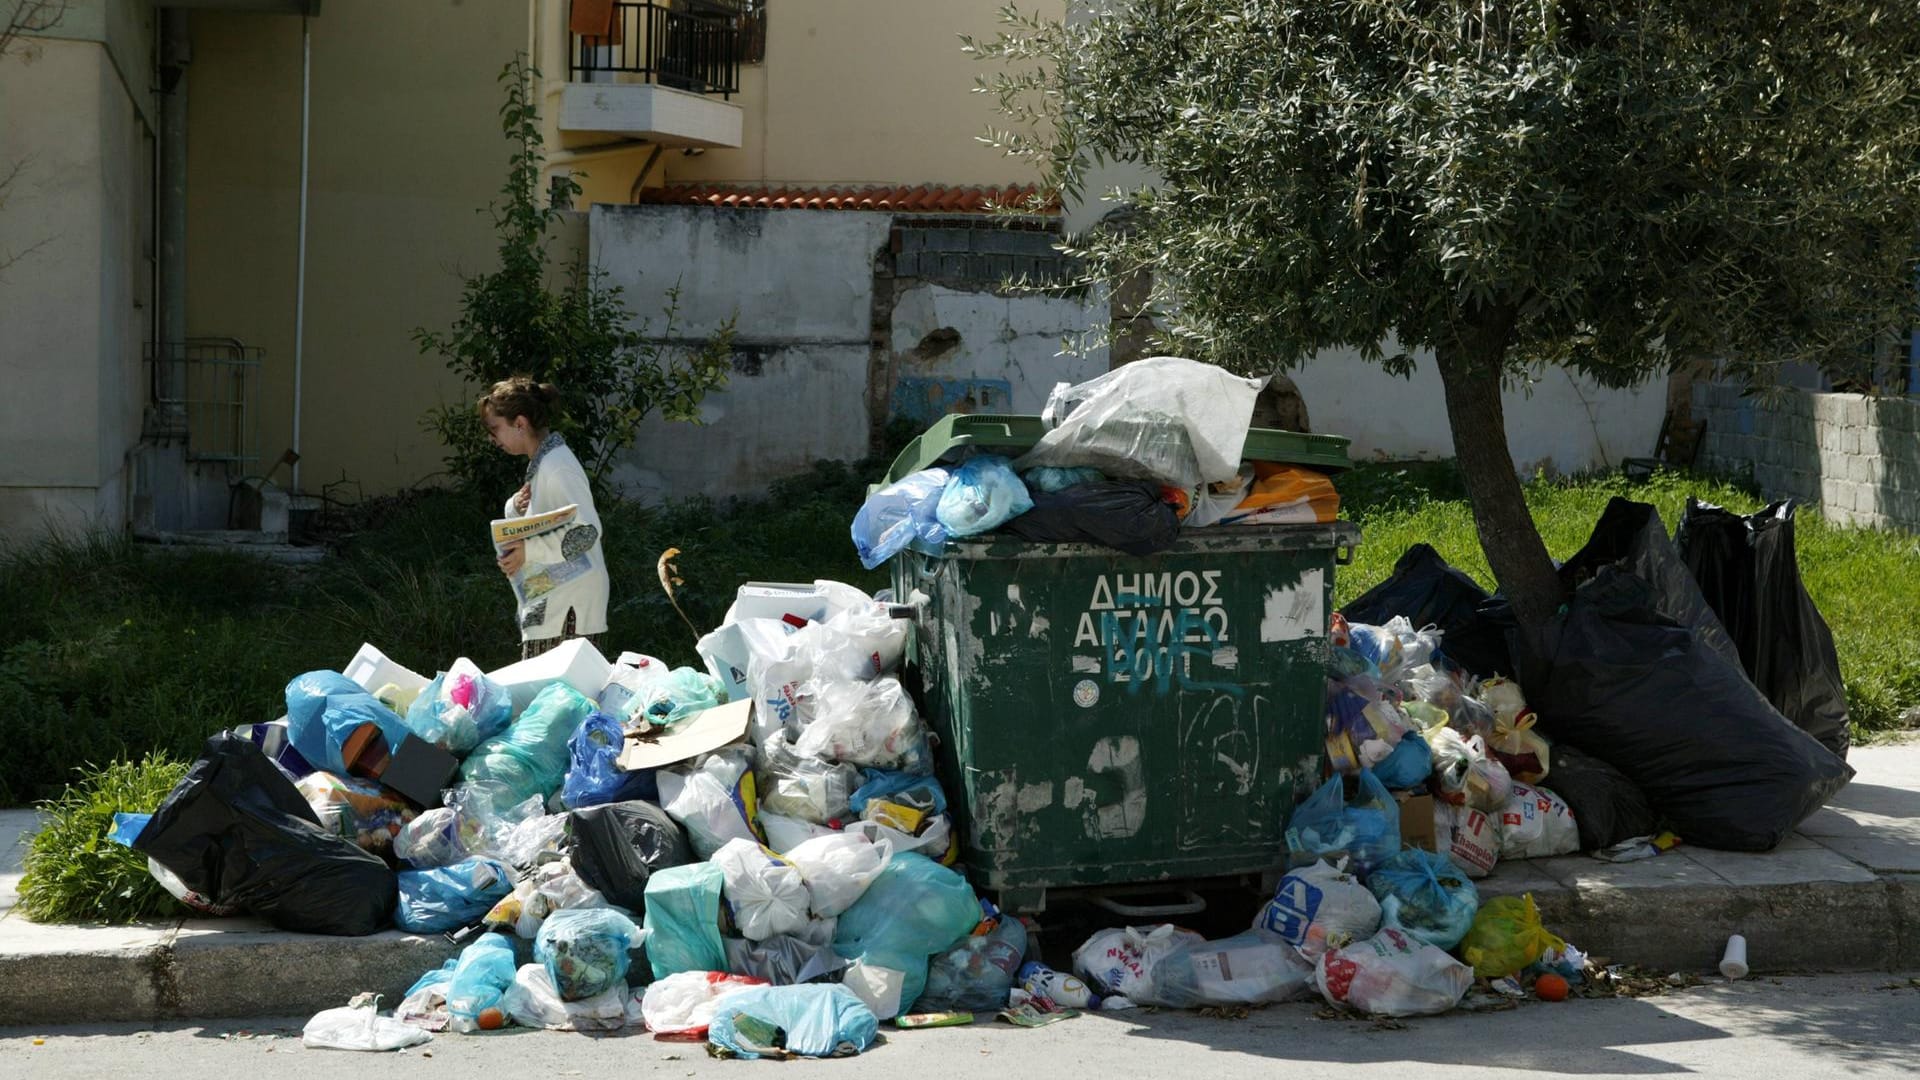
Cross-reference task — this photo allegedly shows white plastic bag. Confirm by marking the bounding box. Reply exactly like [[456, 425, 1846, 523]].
[[1499, 783, 1581, 860], [302, 1003, 433, 1051], [501, 963, 634, 1032], [394, 807, 464, 869], [812, 604, 910, 682], [784, 831, 893, 917], [760, 812, 839, 853], [758, 730, 860, 824], [1436, 803, 1500, 879], [1429, 727, 1514, 812], [640, 970, 767, 1036], [658, 747, 765, 860], [1254, 859, 1383, 962], [1315, 928, 1474, 1017], [1015, 356, 1266, 488], [1140, 930, 1316, 1007], [711, 838, 812, 941], [792, 677, 933, 773], [841, 815, 953, 861], [1073, 924, 1208, 1000]]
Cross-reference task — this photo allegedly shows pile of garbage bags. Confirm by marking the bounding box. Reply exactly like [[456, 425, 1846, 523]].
[[852, 357, 1342, 568]]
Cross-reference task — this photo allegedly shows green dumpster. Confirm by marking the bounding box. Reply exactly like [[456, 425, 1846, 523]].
[[882, 415, 1358, 912]]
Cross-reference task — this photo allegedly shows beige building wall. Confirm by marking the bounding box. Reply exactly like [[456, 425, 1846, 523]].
[[183, 1, 529, 497], [0, 6, 154, 537]]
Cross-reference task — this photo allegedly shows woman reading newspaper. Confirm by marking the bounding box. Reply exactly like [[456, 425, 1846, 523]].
[[481, 377, 609, 659]]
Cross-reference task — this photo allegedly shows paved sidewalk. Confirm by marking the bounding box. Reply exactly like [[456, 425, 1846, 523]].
[[1, 741, 1914, 1026]]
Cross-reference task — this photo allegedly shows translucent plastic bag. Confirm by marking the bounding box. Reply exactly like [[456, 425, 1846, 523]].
[[459, 683, 596, 808], [395, 806, 465, 869], [1315, 927, 1473, 1017], [1483, 677, 1551, 784], [757, 730, 859, 824], [708, 983, 880, 1059], [641, 970, 767, 1036], [1428, 727, 1514, 812], [934, 455, 1033, 538], [285, 670, 413, 777], [1285, 770, 1400, 877], [1022, 466, 1104, 493], [562, 711, 657, 810], [1367, 849, 1480, 950], [725, 933, 852, 985], [405, 658, 513, 756], [812, 604, 911, 683], [1015, 356, 1265, 489], [712, 838, 812, 941], [832, 853, 981, 1017], [1372, 731, 1433, 791], [1499, 783, 1580, 860], [784, 831, 893, 917], [659, 747, 766, 859], [1141, 930, 1316, 1008], [792, 678, 934, 774], [1255, 859, 1383, 962], [644, 862, 727, 979], [1074, 924, 1207, 1000], [1460, 893, 1565, 979], [536, 907, 644, 1001], [848, 770, 948, 817], [1435, 803, 1499, 879], [302, 1002, 432, 1051], [394, 857, 513, 934], [633, 667, 725, 730], [445, 932, 517, 1033], [295, 771, 419, 860], [502, 962, 634, 1032], [759, 812, 837, 854], [852, 467, 951, 570], [481, 857, 607, 939], [919, 914, 1027, 1012]]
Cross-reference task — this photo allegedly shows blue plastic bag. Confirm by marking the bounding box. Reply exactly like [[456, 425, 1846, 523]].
[[1021, 466, 1105, 493], [535, 907, 643, 1001], [1285, 769, 1400, 878], [394, 857, 513, 933], [405, 660, 513, 756], [285, 671, 413, 777], [460, 683, 595, 808], [636, 668, 725, 728], [1374, 732, 1434, 790], [446, 932, 518, 1031], [643, 862, 726, 979], [934, 455, 1033, 538], [918, 911, 1027, 1012], [709, 984, 880, 1059], [1367, 848, 1480, 950], [833, 852, 981, 1015], [562, 711, 658, 810], [108, 812, 151, 847], [848, 770, 948, 816], [852, 468, 952, 570]]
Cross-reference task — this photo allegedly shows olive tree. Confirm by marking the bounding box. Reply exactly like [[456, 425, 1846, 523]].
[[969, 1, 1920, 626]]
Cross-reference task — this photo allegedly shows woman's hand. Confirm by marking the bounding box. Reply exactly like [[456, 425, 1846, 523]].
[[496, 541, 526, 577], [512, 484, 531, 515]]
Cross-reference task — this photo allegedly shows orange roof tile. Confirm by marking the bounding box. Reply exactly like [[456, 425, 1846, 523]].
[[638, 183, 1060, 214]]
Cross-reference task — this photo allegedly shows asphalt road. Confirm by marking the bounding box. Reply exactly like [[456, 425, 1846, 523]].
[[4, 972, 1918, 1080]]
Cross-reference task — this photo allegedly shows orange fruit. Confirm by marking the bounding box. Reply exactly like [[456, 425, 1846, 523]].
[[477, 1007, 507, 1030], [1535, 973, 1570, 1002]]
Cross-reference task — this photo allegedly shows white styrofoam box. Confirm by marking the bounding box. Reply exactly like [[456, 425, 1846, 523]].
[[697, 622, 753, 706], [727, 582, 835, 624], [486, 637, 613, 716], [342, 643, 430, 696]]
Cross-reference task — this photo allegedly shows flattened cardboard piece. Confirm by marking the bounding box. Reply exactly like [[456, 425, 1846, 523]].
[[617, 698, 752, 771]]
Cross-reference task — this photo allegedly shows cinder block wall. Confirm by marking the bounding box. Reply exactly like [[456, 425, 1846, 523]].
[[1692, 384, 1920, 530]]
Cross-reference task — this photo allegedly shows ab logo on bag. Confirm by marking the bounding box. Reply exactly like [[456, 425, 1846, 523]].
[[1257, 876, 1323, 946]]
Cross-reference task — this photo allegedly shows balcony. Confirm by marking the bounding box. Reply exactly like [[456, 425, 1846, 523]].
[[561, 1, 746, 148]]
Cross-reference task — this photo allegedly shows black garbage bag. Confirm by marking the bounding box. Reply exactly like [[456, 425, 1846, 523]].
[[133, 733, 395, 936], [1677, 499, 1850, 759], [1524, 568, 1853, 852], [566, 800, 691, 913], [1002, 480, 1179, 556], [1555, 497, 1741, 668], [1538, 743, 1658, 851], [1341, 544, 1518, 677]]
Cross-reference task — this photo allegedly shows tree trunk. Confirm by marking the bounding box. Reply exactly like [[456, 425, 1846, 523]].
[[1433, 316, 1565, 630]]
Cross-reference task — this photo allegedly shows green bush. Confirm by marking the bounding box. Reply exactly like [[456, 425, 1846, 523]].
[[17, 754, 190, 924]]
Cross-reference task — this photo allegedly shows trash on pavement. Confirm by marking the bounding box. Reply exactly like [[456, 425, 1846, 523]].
[[1720, 934, 1750, 980], [918, 907, 1027, 1013], [1459, 894, 1565, 979], [1315, 927, 1474, 1018], [831, 852, 980, 1018], [1134, 929, 1316, 1007], [707, 983, 880, 1059], [565, 798, 691, 912], [1072, 923, 1208, 1001], [394, 857, 512, 934], [643, 862, 728, 979], [536, 907, 644, 1001], [641, 970, 770, 1037], [1255, 859, 1382, 962], [444, 932, 517, 1033], [1285, 769, 1400, 876], [304, 998, 433, 1052], [502, 962, 637, 1032], [1368, 849, 1480, 950]]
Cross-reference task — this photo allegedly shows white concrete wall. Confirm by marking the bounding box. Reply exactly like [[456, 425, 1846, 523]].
[[1289, 348, 1668, 475], [889, 282, 1108, 415]]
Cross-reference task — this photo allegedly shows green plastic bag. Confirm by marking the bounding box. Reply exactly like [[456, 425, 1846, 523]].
[[643, 862, 726, 979], [459, 683, 595, 808], [833, 853, 980, 1015], [1460, 893, 1564, 979]]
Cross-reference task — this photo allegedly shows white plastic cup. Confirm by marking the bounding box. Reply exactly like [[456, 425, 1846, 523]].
[[1720, 934, 1749, 980]]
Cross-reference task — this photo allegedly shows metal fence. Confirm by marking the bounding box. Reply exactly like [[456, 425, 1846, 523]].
[[570, 1, 743, 96], [145, 339, 261, 470]]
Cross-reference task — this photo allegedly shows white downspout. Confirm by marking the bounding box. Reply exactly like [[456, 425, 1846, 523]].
[[291, 15, 312, 494]]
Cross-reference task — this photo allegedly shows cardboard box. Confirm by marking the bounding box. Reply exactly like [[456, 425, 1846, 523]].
[[1397, 791, 1437, 853], [618, 698, 752, 771]]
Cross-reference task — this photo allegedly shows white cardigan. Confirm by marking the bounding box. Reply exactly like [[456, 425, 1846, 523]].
[[505, 434, 609, 642]]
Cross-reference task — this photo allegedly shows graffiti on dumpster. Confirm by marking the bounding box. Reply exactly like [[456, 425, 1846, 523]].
[[1071, 571, 1244, 698]]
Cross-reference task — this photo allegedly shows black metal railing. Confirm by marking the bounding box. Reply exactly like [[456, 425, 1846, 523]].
[[570, 1, 742, 97]]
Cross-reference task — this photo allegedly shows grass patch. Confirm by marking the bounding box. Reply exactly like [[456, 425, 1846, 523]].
[[16, 754, 190, 924], [1333, 463, 1920, 736]]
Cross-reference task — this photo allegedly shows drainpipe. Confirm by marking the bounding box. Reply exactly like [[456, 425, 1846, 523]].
[[291, 14, 312, 494], [158, 10, 190, 435]]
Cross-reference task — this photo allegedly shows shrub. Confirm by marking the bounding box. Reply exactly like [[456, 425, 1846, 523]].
[[17, 754, 190, 924]]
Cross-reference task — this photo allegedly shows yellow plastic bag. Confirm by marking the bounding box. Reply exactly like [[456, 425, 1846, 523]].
[[1481, 677, 1551, 784], [1460, 893, 1565, 979]]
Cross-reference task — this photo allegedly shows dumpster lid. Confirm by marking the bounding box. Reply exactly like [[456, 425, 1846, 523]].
[[878, 413, 1353, 488]]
